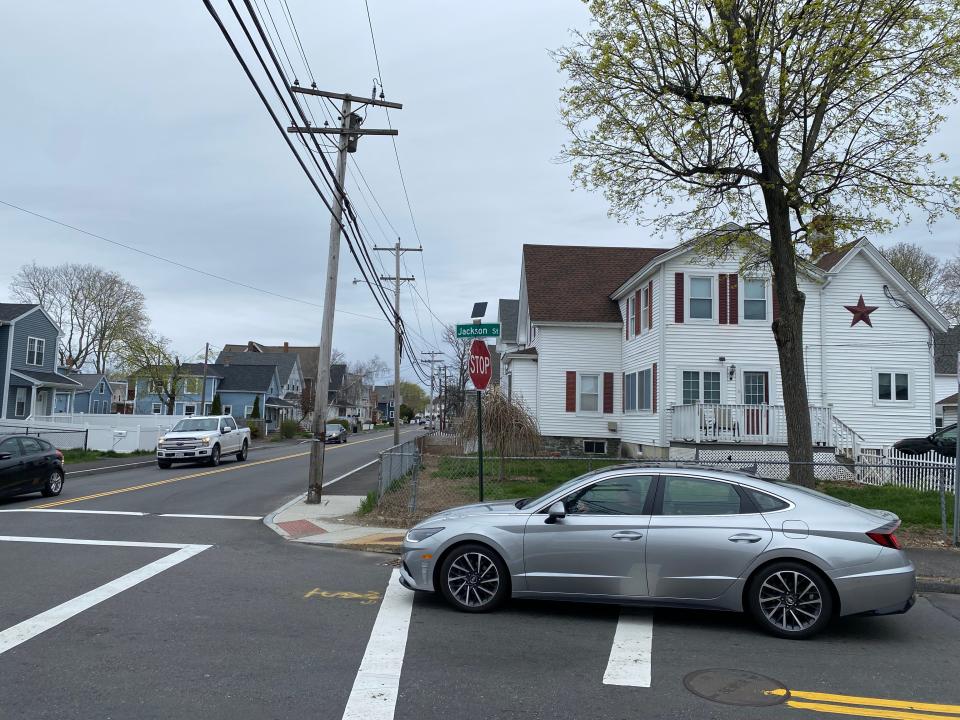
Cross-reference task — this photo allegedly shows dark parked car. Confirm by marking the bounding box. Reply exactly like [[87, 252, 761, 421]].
[[0, 435, 65, 500], [324, 423, 348, 444], [894, 423, 956, 458]]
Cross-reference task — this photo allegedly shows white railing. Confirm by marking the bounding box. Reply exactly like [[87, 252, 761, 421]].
[[670, 403, 841, 448]]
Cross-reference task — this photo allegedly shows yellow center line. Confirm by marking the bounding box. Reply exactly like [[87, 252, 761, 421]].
[[767, 689, 960, 720], [31, 429, 420, 509]]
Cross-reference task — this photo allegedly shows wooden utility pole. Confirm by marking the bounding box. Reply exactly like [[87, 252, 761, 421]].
[[375, 240, 420, 446], [420, 351, 442, 429], [287, 88, 401, 505]]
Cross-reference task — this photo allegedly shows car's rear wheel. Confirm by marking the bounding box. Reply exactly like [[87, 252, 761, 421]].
[[158, 460, 172, 469], [438, 543, 508, 613], [236, 440, 248, 462], [209, 444, 221, 467], [41, 469, 64, 497], [748, 562, 834, 639]]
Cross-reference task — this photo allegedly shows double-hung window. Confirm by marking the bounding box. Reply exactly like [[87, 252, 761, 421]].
[[624, 372, 638, 412], [682, 370, 721, 405], [638, 368, 652, 411], [743, 278, 767, 320], [626, 297, 636, 338], [15, 388, 27, 416], [877, 371, 909, 402], [26, 337, 45, 366], [689, 277, 713, 320], [641, 286, 650, 332], [579, 374, 600, 412], [151, 403, 162, 415]]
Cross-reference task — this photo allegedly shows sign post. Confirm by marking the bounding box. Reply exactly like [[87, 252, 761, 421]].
[[468, 339, 493, 502]]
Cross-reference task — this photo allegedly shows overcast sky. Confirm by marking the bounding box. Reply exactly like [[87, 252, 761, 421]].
[[2, 1, 958, 386]]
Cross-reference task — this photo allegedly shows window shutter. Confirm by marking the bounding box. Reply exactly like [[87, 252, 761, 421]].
[[771, 278, 780, 320], [729, 274, 739, 324], [674, 273, 684, 323], [565, 371, 577, 412], [634, 290, 641, 335], [647, 280, 654, 329], [652, 363, 658, 413], [603, 372, 614, 414], [624, 301, 629, 340], [719, 274, 729, 324], [621, 372, 626, 412]]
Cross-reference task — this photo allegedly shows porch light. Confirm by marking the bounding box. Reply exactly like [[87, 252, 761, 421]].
[[728, 364, 737, 381]]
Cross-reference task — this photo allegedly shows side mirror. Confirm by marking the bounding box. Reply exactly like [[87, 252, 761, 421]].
[[222, 426, 231, 433], [544, 501, 566, 524], [0, 452, 10, 461]]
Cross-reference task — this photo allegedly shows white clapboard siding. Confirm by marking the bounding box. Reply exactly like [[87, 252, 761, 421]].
[[508, 358, 539, 418], [620, 272, 664, 447]]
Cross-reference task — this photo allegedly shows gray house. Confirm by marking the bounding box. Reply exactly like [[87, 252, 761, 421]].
[[0, 303, 81, 419]]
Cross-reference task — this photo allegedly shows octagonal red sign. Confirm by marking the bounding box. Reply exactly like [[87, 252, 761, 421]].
[[468, 339, 492, 390]]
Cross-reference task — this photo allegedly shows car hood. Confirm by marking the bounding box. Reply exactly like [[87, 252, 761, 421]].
[[422, 500, 521, 523], [162, 431, 215, 440]]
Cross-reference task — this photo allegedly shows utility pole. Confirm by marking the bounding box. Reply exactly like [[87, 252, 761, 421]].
[[420, 351, 442, 429], [200, 342, 209, 415], [440, 364, 448, 433], [375, 239, 421, 446], [287, 87, 402, 505]]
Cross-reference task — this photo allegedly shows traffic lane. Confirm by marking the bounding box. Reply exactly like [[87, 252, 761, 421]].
[[324, 462, 380, 496], [0, 540, 395, 720], [0, 541, 170, 630], [395, 592, 960, 720]]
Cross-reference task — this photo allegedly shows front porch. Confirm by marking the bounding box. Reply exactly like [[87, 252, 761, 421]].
[[7, 369, 82, 419]]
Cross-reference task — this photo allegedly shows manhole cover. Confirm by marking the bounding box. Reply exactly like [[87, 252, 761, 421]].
[[684, 669, 789, 707]]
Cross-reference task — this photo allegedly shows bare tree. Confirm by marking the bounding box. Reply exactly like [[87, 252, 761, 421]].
[[11, 262, 147, 372], [350, 355, 388, 385], [556, 0, 960, 486], [117, 330, 189, 416], [442, 324, 470, 404], [881, 243, 960, 324], [459, 390, 542, 481]]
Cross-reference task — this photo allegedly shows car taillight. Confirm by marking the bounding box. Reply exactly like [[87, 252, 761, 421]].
[[55, 449, 64, 462], [867, 521, 901, 549]]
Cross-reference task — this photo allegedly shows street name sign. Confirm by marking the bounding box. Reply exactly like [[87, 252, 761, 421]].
[[457, 323, 500, 338], [468, 340, 493, 391]]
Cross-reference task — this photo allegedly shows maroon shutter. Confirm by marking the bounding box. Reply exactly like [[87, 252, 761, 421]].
[[647, 280, 654, 329], [771, 278, 780, 320], [764, 372, 770, 404], [624, 301, 629, 340], [729, 274, 739, 324], [565, 371, 577, 412], [674, 273, 684, 323], [621, 372, 626, 412], [634, 290, 641, 335], [652, 363, 658, 413], [719, 274, 729, 324], [603, 372, 614, 414]]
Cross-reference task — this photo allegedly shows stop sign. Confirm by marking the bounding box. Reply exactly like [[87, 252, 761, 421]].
[[468, 339, 492, 390]]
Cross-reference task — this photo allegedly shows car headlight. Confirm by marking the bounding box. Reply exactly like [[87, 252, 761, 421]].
[[405, 527, 444, 542], [200, 437, 210, 446], [158, 439, 165, 446]]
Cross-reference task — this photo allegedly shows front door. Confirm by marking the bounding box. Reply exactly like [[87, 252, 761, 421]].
[[36, 390, 48, 417], [645, 474, 772, 600], [742, 371, 769, 436], [522, 473, 656, 598]]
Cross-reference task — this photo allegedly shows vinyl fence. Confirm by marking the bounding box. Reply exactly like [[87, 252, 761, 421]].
[[1, 415, 186, 453]]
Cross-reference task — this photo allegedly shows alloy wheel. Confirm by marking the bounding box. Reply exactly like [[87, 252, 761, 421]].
[[447, 551, 501, 608], [758, 570, 823, 633], [48, 472, 63, 494]]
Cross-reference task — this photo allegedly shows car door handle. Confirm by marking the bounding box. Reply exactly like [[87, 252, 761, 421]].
[[611, 531, 644, 540], [728, 533, 762, 543]]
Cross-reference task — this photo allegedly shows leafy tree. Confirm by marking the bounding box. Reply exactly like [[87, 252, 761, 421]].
[[556, 0, 960, 486], [881, 242, 960, 324], [117, 330, 189, 416], [251, 395, 261, 419], [210, 394, 223, 415], [399, 381, 429, 414], [399, 404, 415, 422]]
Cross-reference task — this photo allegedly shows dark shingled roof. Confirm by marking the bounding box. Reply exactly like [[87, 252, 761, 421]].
[[216, 351, 299, 383], [218, 364, 277, 392], [497, 299, 519, 343], [937, 392, 957, 406], [221, 343, 320, 384], [12, 368, 82, 387], [935, 327, 960, 375], [0, 303, 39, 322], [523, 245, 670, 323], [815, 243, 857, 271], [71, 373, 108, 391]]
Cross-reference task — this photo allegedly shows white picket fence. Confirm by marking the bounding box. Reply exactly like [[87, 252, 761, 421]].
[[855, 447, 956, 492], [3, 414, 189, 453]]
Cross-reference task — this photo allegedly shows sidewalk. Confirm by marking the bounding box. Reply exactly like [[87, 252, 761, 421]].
[[264, 493, 406, 553], [908, 547, 960, 594]]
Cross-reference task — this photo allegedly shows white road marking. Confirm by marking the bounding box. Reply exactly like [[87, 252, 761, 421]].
[[0, 509, 148, 516], [158, 513, 262, 520], [323, 458, 379, 488], [0, 537, 210, 655], [67, 460, 154, 474], [341, 569, 414, 720], [0, 535, 194, 549], [603, 611, 653, 688]]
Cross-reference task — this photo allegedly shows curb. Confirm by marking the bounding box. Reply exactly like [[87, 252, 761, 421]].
[[262, 491, 308, 538], [917, 577, 960, 595]]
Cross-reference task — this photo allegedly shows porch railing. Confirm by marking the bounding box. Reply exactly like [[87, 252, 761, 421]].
[[669, 403, 845, 449]]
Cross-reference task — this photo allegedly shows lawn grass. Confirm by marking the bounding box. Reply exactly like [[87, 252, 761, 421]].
[[61, 448, 153, 464], [816, 482, 954, 530]]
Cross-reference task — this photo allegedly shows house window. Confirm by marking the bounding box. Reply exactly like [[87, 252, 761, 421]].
[[641, 286, 650, 332], [638, 368, 653, 411], [626, 296, 636, 338], [682, 370, 722, 404], [877, 371, 909, 402], [689, 277, 713, 320], [26, 337, 45, 366], [98, 380, 107, 395], [223, 405, 233, 416], [744, 371, 768, 405], [92, 400, 100, 414], [935, 405, 944, 429], [183, 378, 201, 394], [15, 388, 26, 416], [151, 403, 162, 415], [150, 380, 165, 394], [624, 372, 638, 412], [245, 405, 254, 417], [583, 440, 606, 454], [579, 374, 600, 412], [184, 404, 196, 416], [743, 279, 767, 320]]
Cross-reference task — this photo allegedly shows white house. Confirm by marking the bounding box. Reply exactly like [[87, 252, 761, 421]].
[[504, 228, 949, 458], [935, 326, 959, 428]]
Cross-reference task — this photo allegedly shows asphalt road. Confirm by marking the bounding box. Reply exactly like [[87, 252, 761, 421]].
[[2, 426, 960, 720]]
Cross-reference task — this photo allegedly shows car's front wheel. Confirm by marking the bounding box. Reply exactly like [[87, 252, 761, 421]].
[[748, 562, 834, 639], [158, 460, 172, 469], [41, 469, 64, 497], [208, 444, 221, 467], [236, 440, 248, 462], [438, 544, 509, 613]]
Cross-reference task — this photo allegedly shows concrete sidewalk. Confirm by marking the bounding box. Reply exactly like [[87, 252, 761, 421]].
[[908, 547, 960, 594], [264, 493, 406, 553]]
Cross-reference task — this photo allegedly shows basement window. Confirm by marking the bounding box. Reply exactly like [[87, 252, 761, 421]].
[[583, 440, 606, 455]]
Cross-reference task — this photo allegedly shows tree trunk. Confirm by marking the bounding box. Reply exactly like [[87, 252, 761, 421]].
[[763, 188, 816, 487]]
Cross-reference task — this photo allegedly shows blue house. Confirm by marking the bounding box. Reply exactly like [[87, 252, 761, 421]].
[[0, 303, 81, 419], [66, 372, 113, 414]]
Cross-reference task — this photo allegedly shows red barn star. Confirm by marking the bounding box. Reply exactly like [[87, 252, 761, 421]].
[[844, 295, 878, 327]]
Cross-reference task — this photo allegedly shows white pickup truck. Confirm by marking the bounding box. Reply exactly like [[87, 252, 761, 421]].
[[157, 415, 250, 469]]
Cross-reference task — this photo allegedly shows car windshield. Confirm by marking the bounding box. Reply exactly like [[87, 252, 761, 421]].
[[172, 418, 218, 432], [518, 470, 599, 509], [326, 424, 342, 432]]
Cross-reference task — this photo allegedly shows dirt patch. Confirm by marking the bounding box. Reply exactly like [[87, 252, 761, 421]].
[[900, 527, 960, 550]]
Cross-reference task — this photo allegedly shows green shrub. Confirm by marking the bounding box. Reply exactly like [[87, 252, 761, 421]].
[[358, 490, 378, 515], [332, 418, 351, 431], [246, 421, 262, 439], [280, 419, 299, 439], [250, 396, 261, 419], [210, 394, 222, 415]]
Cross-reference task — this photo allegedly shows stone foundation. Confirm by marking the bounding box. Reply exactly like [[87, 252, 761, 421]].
[[542, 435, 621, 458]]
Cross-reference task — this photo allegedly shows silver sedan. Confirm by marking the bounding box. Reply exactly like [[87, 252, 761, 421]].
[[399, 464, 915, 639]]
